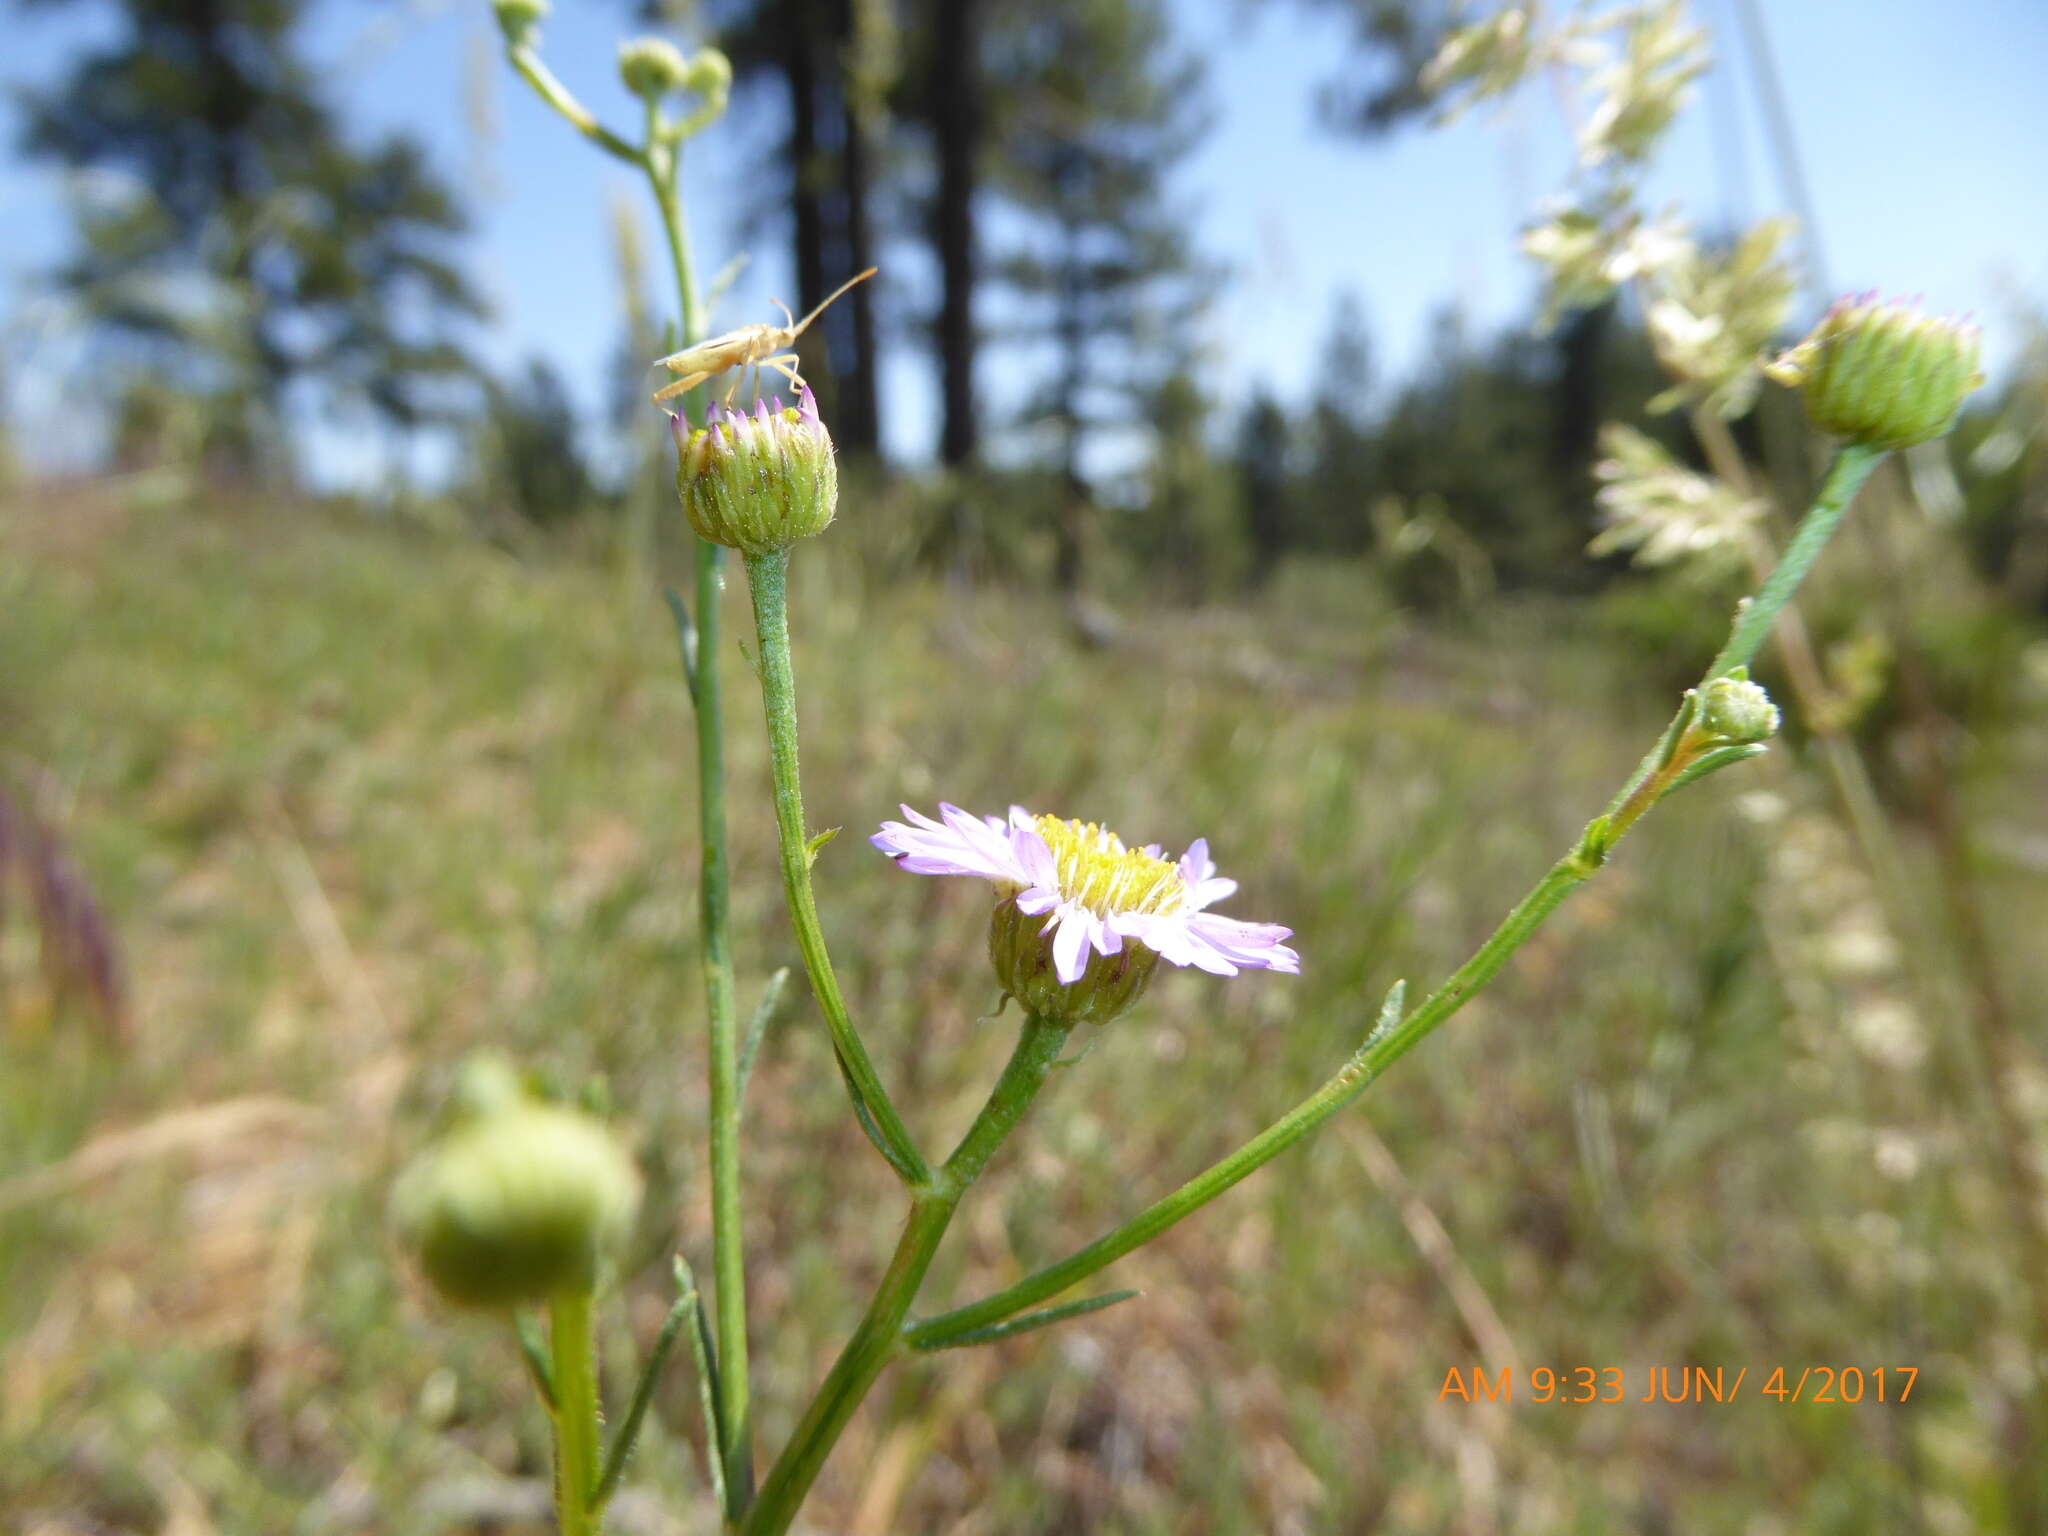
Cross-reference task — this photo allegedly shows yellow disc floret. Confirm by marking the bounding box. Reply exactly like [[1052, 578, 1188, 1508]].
[[1031, 815, 1186, 916]]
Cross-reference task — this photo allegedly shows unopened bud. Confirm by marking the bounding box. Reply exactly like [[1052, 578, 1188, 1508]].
[[684, 47, 733, 102], [394, 1096, 640, 1309], [618, 37, 692, 100], [1764, 294, 1984, 450], [988, 896, 1158, 1027], [491, 0, 547, 49], [672, 388, 838, 554], [1697, 674, 1779, 745]]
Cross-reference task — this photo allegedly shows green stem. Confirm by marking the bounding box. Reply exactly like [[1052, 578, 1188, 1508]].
[[910, 447, 1890, 1348], [646, 148, 708, 350], [743, 548, 931, 1185], [548, 1290, 603, 1536], [644, 134, 749, 1510], [908, 858, 1589, 1348], [508, 47, 639, 162], [506, 32, 746, 1519], [1704, 442, 1885, 679], [692, 532, 751, 1509], [742, 1016, 1071, 1536], [1602, 444, 1888, 830]]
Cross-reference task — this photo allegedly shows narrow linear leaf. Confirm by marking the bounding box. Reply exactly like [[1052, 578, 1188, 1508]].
[[663, 588, 699, 699], [802, 826, 840, 868], [737, 966, 791, 1101], [1053, 1033, 1097, 1068], [1359, 979, 1407, 1055], [514, 1311, 556, 1411], [914, 1289, 1141, 1352], [1576, 815, 1613, 866], [672, 1256, 729, 1517], [1653, 690, 1701, 768], [703, 253, 749, 320], [1661, 742, 1769, 796], [833, 1051, 921, 1183], [594, 1288, 694, 1509]]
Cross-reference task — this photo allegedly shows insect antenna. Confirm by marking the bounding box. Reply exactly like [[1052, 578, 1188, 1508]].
[[790, 266, 878, 335]]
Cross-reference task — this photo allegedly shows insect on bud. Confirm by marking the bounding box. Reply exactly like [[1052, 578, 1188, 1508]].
[[1697, 674, 1780, 745], [1763, 294, 1984, 450], [988, 895, 1159, 1028], [393, 1089, 641, 1310], [672, 388, 838, 555], [490, 0, 548, 50], [618, 37, 692, 100]]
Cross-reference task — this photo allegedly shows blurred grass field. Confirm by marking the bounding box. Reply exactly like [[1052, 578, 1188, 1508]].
[[3, 484, 2046, 1534]]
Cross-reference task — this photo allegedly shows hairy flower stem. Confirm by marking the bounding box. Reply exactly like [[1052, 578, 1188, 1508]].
[[742, 1016, 1071, 1536], [743, 549, 931, 1184], [642, 122, 750, 1510], [1704, 443, 1885, 678], [1601, 443, 1887, 831], [506, 35, 752, 1516], [912, 447, 1887, 1349], [548, 1290, 603, 1536]]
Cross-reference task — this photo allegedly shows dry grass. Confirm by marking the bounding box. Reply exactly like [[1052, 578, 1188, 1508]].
[[3, 485, 2044, 1533]]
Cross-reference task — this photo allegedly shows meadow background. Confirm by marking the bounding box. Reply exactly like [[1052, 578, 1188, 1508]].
[[5, 0, 2048, 1532]]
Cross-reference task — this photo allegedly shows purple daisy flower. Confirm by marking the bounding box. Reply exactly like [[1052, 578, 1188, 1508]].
[[872, 804, 1301, 987]]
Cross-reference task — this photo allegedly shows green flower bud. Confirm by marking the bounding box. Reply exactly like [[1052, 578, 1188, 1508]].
[[988, 896, 1159, 1027], [490, 0, 547, 50], [1764, 294, 1984, 450], [618, 37, 692, 100], [393, 1100, 640, 1309], [684, 47, 733, 102], [450, 1051, 527, 1120], [1697, 674, 1779, 745], [672, 389, 838, 555]]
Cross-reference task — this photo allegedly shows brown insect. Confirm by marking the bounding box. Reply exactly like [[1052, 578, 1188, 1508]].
[[650, 267, 877, 404]]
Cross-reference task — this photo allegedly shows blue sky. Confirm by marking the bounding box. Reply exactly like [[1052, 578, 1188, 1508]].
[[5, 0, 2047, 481]]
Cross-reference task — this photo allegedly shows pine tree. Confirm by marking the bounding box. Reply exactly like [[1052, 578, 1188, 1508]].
[[1293, 0, 1468, 135], [904, 0, 984, 467], [1302, 292, 1378, 553], [20, 0, 483, 475], [1235, 389, 1295, 582], [705, 0, 887, 455], [477, 357, 596, 527], [986, 0, 1211, 593]]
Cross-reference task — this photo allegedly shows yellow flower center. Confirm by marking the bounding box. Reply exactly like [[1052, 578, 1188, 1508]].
[[1032, 815, 1186, 916]]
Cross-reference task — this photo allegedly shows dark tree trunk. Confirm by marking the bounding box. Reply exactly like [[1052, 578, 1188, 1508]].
[[837, 83, 881, 454], [785, 4, 829, 398], [1051, 193, 1088, 597], [776, 0, 880, 454], [1551, 296, 1613, 476], [930, 0, 980, 466]]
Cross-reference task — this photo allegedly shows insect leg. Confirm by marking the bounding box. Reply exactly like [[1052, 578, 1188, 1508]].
[[652, 369, 711, 405]]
